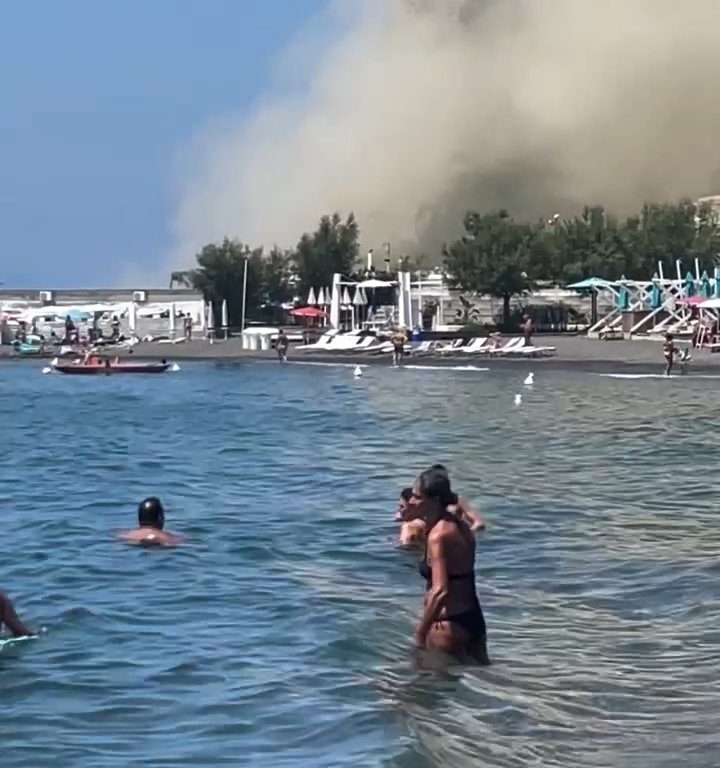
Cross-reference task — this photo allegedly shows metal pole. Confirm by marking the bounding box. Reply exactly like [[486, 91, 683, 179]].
[[241, 257, 248, 334]]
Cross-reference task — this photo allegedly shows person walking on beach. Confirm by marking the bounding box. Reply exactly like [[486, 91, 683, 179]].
[[276, 329, 289, 362], [391, 328, 407, 367], [183, 315, 193, 341], [0, 592, 34, 637], [522, 314, 534, 347], [663, 333, 678, 376], [410, 467, 489, 665]]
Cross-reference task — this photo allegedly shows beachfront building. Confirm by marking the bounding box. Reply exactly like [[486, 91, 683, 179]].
[[0, 287, 205, 343]]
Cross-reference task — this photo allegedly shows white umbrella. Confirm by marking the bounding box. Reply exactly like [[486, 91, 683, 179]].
[[359, 288, 368, 304], [341, 287, 352, 306], [221, 299, 229, 339], [307, 287, 317, 306], [169, 302, 176, 339], [128, 302, 137, 333], [317, 287, 326, 306], [352, 288, 365, 307], [207, 302, 215, 343], [324, 287, 332, 304]]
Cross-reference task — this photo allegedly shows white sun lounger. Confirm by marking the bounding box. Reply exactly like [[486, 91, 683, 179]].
[[459, 337, 490, 354], [294, 329, 340, 350], [487, 337, 525, 356]]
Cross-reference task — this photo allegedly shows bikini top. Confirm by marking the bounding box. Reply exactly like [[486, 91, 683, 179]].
[[418, 514, 475, 590]]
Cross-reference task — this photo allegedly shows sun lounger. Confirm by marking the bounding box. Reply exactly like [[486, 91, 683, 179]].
[[294, 329, 340, 350], [459, 337, 490, 354], [487, 337, 525, 356]]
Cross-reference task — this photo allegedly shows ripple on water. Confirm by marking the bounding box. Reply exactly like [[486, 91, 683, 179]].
[[2, 361, 720, 766]]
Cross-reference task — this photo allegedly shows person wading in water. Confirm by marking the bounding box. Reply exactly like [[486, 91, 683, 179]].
[[411, 467, 490, 665]]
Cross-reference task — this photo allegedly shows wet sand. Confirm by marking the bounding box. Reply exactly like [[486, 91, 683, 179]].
[[3, 335, 715, 374]]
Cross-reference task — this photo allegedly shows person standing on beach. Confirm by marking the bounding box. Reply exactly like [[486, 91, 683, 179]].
[[276, 329, 289, 362], [391, 328, 407, 366], [0, 592, 34, 637]]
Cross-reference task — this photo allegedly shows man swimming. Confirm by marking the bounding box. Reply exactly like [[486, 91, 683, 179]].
[[117, 497, 183, 547], [396, 487, 427, 547], [0, 592, 34, 637]]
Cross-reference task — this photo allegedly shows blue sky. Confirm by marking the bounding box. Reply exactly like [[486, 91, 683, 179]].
[[0, 0, 331, 287]]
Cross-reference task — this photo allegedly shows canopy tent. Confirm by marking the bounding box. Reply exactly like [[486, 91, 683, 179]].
[[356, 278, 396, 288]]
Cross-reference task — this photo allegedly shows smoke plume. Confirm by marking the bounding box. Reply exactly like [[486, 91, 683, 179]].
[[169, 0, 720, 268]]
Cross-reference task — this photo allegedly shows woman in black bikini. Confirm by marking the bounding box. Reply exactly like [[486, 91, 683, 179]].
[[411, 466, 489, 664]]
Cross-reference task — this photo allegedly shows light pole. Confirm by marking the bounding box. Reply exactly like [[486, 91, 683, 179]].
[[240, 246, 249, 335]]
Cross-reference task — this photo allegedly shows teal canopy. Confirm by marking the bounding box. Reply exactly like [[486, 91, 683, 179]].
[[650, 274, 662, 310], [566, 277, 611, 290], [617, 276, 630, 311], [684, 271, 696, 297], [700, 270, 712, 298]]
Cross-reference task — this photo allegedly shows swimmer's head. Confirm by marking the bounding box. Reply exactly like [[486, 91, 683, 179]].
[[138, 497, 165, 529], [400, 487, 412, 502]]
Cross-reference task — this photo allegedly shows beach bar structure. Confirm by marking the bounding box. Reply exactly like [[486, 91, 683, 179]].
[[569, 260, 720, 340]]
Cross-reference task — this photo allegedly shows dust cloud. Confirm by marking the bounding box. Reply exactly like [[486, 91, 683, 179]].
[[169, 0, 720, 268]]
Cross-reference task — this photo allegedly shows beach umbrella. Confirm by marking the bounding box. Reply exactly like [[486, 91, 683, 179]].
[[566, 277, 610, 290], [684, 270, 696, 297], [352, 286, 366, 329], [700, 270, 712, 298], [207, 302, 216, 337], [617, 276, 630, 311], [359, 287, 368, 305], [289, 306, 327, 318], [650, 273, 662, 310], [341, 287, 352, 306], [128, 301, 137, 333], [307, 287, 317, 306], [169, 302, 176, 338], [221, 299, 229, 339], [324, 287, 332, 304], [317, 287, 325, 306]]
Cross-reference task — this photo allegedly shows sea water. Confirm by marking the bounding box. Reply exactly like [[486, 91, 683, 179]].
[[1, 360, 719, 767]]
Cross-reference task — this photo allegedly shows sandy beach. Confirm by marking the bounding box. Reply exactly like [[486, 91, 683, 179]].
[[4, 334, 718, 374]]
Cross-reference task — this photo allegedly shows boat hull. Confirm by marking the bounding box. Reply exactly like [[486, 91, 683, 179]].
[[53, 363, 170, 375]]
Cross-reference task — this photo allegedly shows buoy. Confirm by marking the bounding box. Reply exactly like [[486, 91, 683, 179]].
[[514, 393, 522, 406], [524, 372, 534, 386], [353, 366, 363, 377]]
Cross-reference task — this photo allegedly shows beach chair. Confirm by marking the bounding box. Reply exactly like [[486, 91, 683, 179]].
[[435, 338, 468, 355], [460, 337, 490, 354], [488, 337, 525, 356], [294, 329, 340, 350]]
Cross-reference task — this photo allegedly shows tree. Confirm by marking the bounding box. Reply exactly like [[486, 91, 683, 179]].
[[444, 210, 539, 328], [186, 238, 258, 326], [294, 213, 359, 295]]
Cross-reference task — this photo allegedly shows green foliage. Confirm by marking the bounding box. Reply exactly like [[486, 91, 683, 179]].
[[294, 212, 360, 294], [181, 199, 720, 326], [444, 210, 539, 327]]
